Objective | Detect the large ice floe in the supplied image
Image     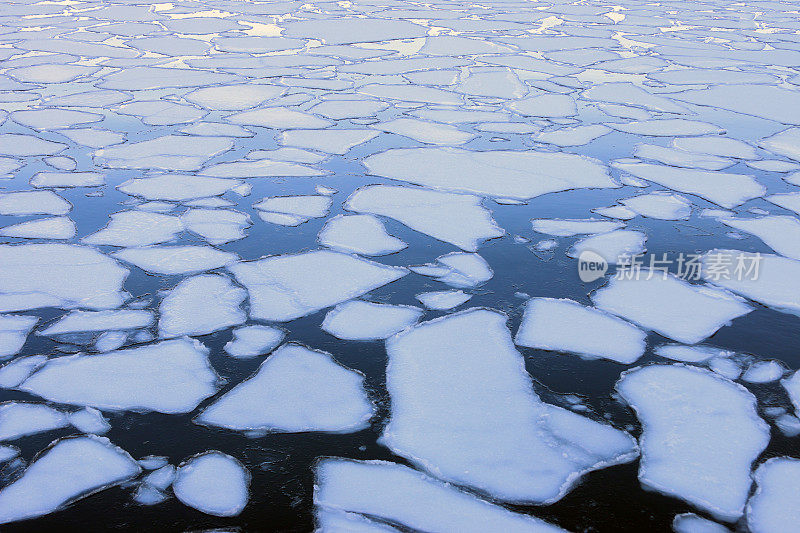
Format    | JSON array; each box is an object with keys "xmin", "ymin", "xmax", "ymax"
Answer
[
  {"xmin": 617, "ymin": 365, "xmax": 769, "ymax": 521},
  {"xmin": 380, "ymin": 309, "xmax": 637, "ymax": 504},
  {"xmin": 173, "ymin": 451, "xmax": 249, "ymax": 517}
]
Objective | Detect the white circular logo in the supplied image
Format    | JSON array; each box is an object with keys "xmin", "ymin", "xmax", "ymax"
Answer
[{"xmin": 577, "ymin": 250, "xmax": 608, "ymax": 283}]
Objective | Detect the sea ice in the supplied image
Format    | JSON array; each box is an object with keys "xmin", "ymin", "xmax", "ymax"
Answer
[
  {"xmin": 415, "ymin": 290, "xmax": 472, "ymax": 310},
  {"xmin": 318, "ymin": 215, "xmax": 407, "ymax": 256},
  {"xmin": 532, "ymin": 218, "xmax": 624, "ymax": 237},
  {"xmin": 0, "ymin": 402, "xmax": 67, "ymax": 441},
  {"xmin": 196, "ymin": 344, "xmax": 374, "ymax": 433},
  {"xmin": 223, "ymin": 325, "xmax": 285, "ymax": 358},
  {"xmin": 112, "ymin": 246, "xmax": 238, "ymax": 275},
  {"xmin": 118, "ymin": 175, "xmax": 245, "ymax": 201},
  {"xmin": 173, "ymin": 452, "xmax": 249, "ymax": 517},
  {"xmin": 40, "ymin": 310, "xmax": 153, "ymax": 335},
  {"xmin": 0, "ymin": 191, "xmax": 71, "ymax": 216},
  {"xmin": 617, "ymin": 364, "xmax": 769, "ymax": 521},
  {"xmin": 83, "ymin": 211, "xmax": 183, "ymax": 248},
  {"xmin": 322, "ymin": 301, "xmax": 422, "ymax": 340},
  {"xmin": 620, "ymin": 193, "xmax": 693, "ymax": 220},
  {"xmin": 0, "ymin": 315, "xmax": 37, "ymax": 358},
  {"xmin": 159, "ymin": 275, "xmax": 246, "ymax": 338},
  {"xmin": 568, "ymin": 230, "xmax": 647, "ymax": 265}
]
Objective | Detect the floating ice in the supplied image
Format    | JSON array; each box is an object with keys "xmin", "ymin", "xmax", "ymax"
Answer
[
  {"xmin": 654, "ymin": 344, "xmax": 731, "ymax": 363},
  {"xmin": 568, "ymin": 230, "xmax": 647, "ymax": 265},
  {"xmin": 415, "ymin": 290, "xmax": 472, "ymax": 310},
  {"xmin": 281, "ymin": 129, "xmax": 378, "ymax": 154},
  {"xmin": 418, "ymin": 252, "xmax": 493, "ymax": 288},
  {"xmin": 322, "ymin": 301, "xmax": 422, "ymax": 341},
  {"xmin": 609, "ymin": 119, "xmax": 724, "ymax": 137},
  {"xmin": 318, "ymin": 215, "xmax": 407, "ymax": 256},
  {"xmin": 224, "ymin": 325, "xmax": 284, "ymax": 359},
  {"xmin": 617, "ymin": 364, "xmax": 769, "ymax": 521},
  {"xmin": 229, "ymin": 250, "xmax": 406, "ymax": 321},
  {"xmin": 83, "ymin": 211, "xmax": 183, "ymax": 248},
  {"xmin": 159, "ymin": 275, "xmax": 246, "ymax": 338},
  {"xmin": 719, "ymin": 216, "xmax": 800, "ymax": 260},
  {"xmin": 0, "ymin": 134, "xmax": 66, "ymax": 156},
  {"xmin": 0, "ymin": 244, "xmax": 129, "ymax": 310},
  {"xmin": 0, "ymin": 402, "xmax": 67, "ymax": 441},
  {"xmin": 532, "ymin": 218, "xmax": 624, "ymax": 237},
  {"xmin": 0, "ymin": 314, "xmax": 36, "ymax": 358},
  {"xmin": 113, "ymin": 246, "xmax": 238, "ymax": 275},
  {"xmin": 227, "ymin": 107, "xmax": 332, "ymax": 129},
  {"xmin": 672, "ymin": 137, "xmax": 758, "ymax": 160},
  {"xmin": 747, "ymin": 457, "xmax": 800, "ymax": 533},
  {"xmin": 58, "ymin": 128, "xmax": 124, "ymax": 149},
  {"xmin": 12, "ymin": 109, "xmax": 103, "ymax": 130},
  {"xmin": 200, "ymin": 158, "xmax": 324, "ymax": 178},
  {"xmin": 515, "ymin": 298, "xmax": 646, "ymax": 364},
  {"xmin": 782, "ymin": 371, "xmax": 800, "ymax": 413},
  {"xmin": 592, "ymin": 272, "xmax": 751, "ymax": 344},
  {"xmin": 0, "ymin": 436, "xmax": 140, "ymax": 524},
  {"xmin": 197, "ymin": 344, "xmax": 374, "ymax": 433},
  {"xmin": 254, "ymin": 195, "xmax": 332, "ymax": 226},
  {"xmin": 315, "ymin": 459, "xmax": 566, "ymax": 533},
  {"xmin": 742, "ymin": 361, "xmax": 785, "ymax": 384},
  {"xmin": 173, "ymin": 452, "xmax": 249, "ymax": 517},
  {"xmin": 0, "ymin": 355, "xmax": 46, "ymax": 388},
  {"xmin": 20, "ymin": 338, "xmax": 218, "ymax": 414},
  {"xmin": 181, "ymin": 209, "xmax": 250, "ymax": 245},
  {"xmin": 95, "ymin": 331, "xmax": 127, "ymax": 353},
  {"xmin": 94, "ymin": 135, "xmax": 233, "ymax": 172},
  {"xmin": 508, "ymin": 94, "xmax": 577, "ymax": 118},
  {"xmin": 372, "ymin": 119, "xmax": 475, "ymax": 145},
  {"xmin": 634, "ymin": 144, "xmax": 734, "ymax": 171},
  {"xmin": 68, "ymin": 407, "xmax": 110, "ymax": 435},
  {"xmin": 674, "ymin": 85, "xmax": 800, "ymax": 125},
  {"xmin": 533, "ymin": 125, "xmax": 611, "ymax": 146},
  {"xmin": 620, "ymin": 193, "xmax": 693, "ymax": 220},
  {"xmin": 701, "ymin": 250, "xmax": 800, "ymax": 315},
  {"xmin": 118, "ymin": 175, "xmax": 245, "ymax": 202},
  {"xmin": 0, "ymin": 191, "xmax": 71, "ymax": 216},
  {"xmin": 381, "ymin": 309, "xmax": 637, "ymax": 504},
  {"xmin": 583, "ymin": 82, "xmax": 688, "ymax": 113},
  {"xmin": 31, "ymin": 172, "xmax": 105, "ymax": 188},
  {"xmin": 673, "ymin": 513, "xmax": 730, "ymax": 533},
  {"xmin": 363, "ymin": 147, "xmax": 616, "ymax": 200},
  {"xmin": 344, "ymin": 185, "xmax": 503, "ymax": 251},
  {"xmin": 760, "ymin": 128, "xmax": 800, "ymax": 163},
  {"xmin": 40, "ymin": 310, "xmax": 153, "ymax": 335},
  {"xmin": 613, "ymin": 162, "xmax": 765, "ymax": 209}
]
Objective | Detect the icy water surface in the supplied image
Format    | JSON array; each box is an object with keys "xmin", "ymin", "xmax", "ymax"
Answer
[{"xmin": 1, "ymin": 0, "xmax": 800, "ymax": 531}]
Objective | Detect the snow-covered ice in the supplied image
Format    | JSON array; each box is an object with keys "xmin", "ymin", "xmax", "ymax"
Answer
[
  {"xmin": 322, "ymin": 301, "xmax": 422, "ymax": 340},
  {"xmin": 747, "ymin": 458, "xmax": 800, "ymax": 533},
  {"xmin": 223, "ymin": 325, "xmax": 285, "ymax": 358},
  {"xmin": 158, "ymin": 274, "xmax": 246, "ymax": 338},
  {"xmin": 173, "ymin": 452, "xmax": 249, "ymax": 517}
]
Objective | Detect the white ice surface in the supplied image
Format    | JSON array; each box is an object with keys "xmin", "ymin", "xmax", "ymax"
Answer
[
  {"xmin": 747, "ymin": 457, "xmax": 800, "ymax": 533},
  {"xmin": 0, "ymin": 402, "xmax": 67, "ymax": 441},
  {"xmin": 223, "ymin": 325, "xmax": 285, "ymax": 358},
  {"xmin": 318, "ymin": 215, "xmax": 407, "ymax": 256},
  {"xmin": 113, "ymin": 246, "xmax": 238, "ymax": 275},
  {"xmin": 40, "ymin": 310, "xmax": 153, "ymax": 335},
  {"xmin": 173, "ymin": 452, "xmax": 249, "ymax": 517},
  {"xmin": 158, "ymin": 274, "xmax": 246, "ymax": 338},
  {"xmin": 0, "ymin": 315, "xmax": 37, "ymax": 358},
  {"xmin": 322, "ymin": 301, "xmax": 422, "ymax": 340}
]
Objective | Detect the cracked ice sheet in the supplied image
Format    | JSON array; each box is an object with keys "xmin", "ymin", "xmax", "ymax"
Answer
[
  {"xmin": 229, "ymin": 250, "xmax": 406, "ymax": 322},
  {"xmin": 515, "ymin": 298, "xmax": 646, "ymax": 364},
  {"xmin": 314, "ymin": 459, "xmax": 566, "ymax": 533},
  {"xmin": 345, "ymin": 185, "xmax": 503, "ymax": 252},
  {"xmin": 380, "ymin": 308, "xmax": 637, "ymax": 504},
  {"xmin": 0, "ymin": 436, "xmax": 140, "ymax": 525},
  {"xmin": 617, "ymin": 365, "xmax": 769, "ymax": 522},
  {"xmin": 20, "ymin": 338, "xmax": 218, "ymax": 414},
  {"xmin": 612, "ymin": 162, "xmax": 765, "ymax": 209},
  {"xmin": 196, "ymin": 344, "xmax": 374, "ymax": 433},
  {"xmin": 0, "ymin": 244, "xmax": 129, "ymax": 311},
  {"xmin": 364, "ymin": 147, "xmax": 616, "ymax": 200},
  {"xmin": 591, "ymin": 272, "xmax": 752, "ymax": 344}
]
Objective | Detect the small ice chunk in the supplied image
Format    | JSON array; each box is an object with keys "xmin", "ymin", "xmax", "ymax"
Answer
[
  {"xmin": 173, "ymin": 452, "xmax": 249, "ymax": 517},
  {"xmin": 0, "ymin": 402, "xmax": 67, "ymax": 441},
  {"xmin": 94, "ymin": 135, "xmax": 233, "ymax": 172},
  {"xmin": 196, "ymin": 344, "xmax": 374, "ymax": 433},
  {"xmin": 185, "ymin": 85, "xmax": 285, "ymax": 110},
  {"xmin": 143, "ymin": 465, "xmax": 175, "ymax": 491},
  {"xmin": 617, "ymin": 364, "xmax": 769, "ymax": 521},
  {"xmin": 775, "ymin": 415, "xmax": 800, "ymax": 437},
  {"xmin": 742, "ymin": 361, "xmax": 785, "ymax": 384},
  {"xmin": 766, "ymin": 193, "xmax": 800, "ymax": 216},
  {"xmin": 747, "ymin": 457, "xmax": 800, "ymax": 533},
  {"xmin": 0, "ymin": 436, "xmax": 140, "ymax": 524},
  {"xmin": 0, "ymin": 446, "xmax": 18, "ymax": 463},
  {"xmin": 159, "ymin": 275, "xmax": 246, "ymax": 338},
  {"xmin": 782, "ymin": 371, "xmax": 800, "ymax": 413},
  {"xmin": 654, "ymin": 345, "xmax": 731, "ymax": 363},
  {"xmin": 0, "ymin": 217, "xmax": 76, "ymax": 240},
  {"xmin": 20, "ymin": 338, "xmax": 218, "ymax": 414},
  {"xmin": 83, "ymin": 211, "xmax": 183, "ymax": 247},
  {"xmin": 673, "ymin": 513, "xmax": 730, "ymax": 533},
  {"xmin": 229, "ymin": 250, "xmax": 406, "ymax": 322},
  {"xmin": 68, "ymin": 407, "xmax": 110, "ymax": 435},
  {"xmin": 609, "ymin": 119, "xmax": 724, "ymax": 137},
  {"xmin": 345, "ymin": 185, "xmax": 503, "ymax": 252},
  {"xmin": 719, "ymin": 216, "xmax": 800, "ymax": 260},
  {"xmin": 635, "ymin": 144, "xmax": 734, "ymax": 171},
  {"xmin": 568, "ymin": 230, "xmax": 647, "ymax": 265},
  {"xmin": 227, "ymin": 107, "xmax": 332, "ymax": 129},
  {"xmin": 709, "ymin": 357, "xmax": 743, "ymax": 380},
  {"xmin": 322, "ymin": 301, "xmax": 423, "ymax": 341},
  {"xmin": 0, "ymin": 244, "xmax": 129, "ymax": 310},
  {"xmin": 224, "ymin": 325, "xmax": 285, "ymax": 358},
  {"xmin": 113, "ymin": 246, "xmax": 238, "ymax": 275},
  {"xmin": 381, "ymin": 309, "xmax": 637, "ymax": 503},
  {"xmin": 515, "ymin": 298, "xmax": 646, "ymax": 364},
  {"xmin": 134, "ymin": 484, "xmax": 167, "ymax": 506},
  {"xmin": 620, "ymin": 193, "xmax": 692, "ymax": 220},
  {"xmin": 760, "ymin": 128, "xmax": 800, "ymax": 163},
  {"xmin": 0, "ymin": 191, "xmax": 71, "ymax": 216},
  {"xmin": 0, "ymin": 315, "xmax": 37, "ymax": 358},
  {"xmin": 315, "ymin": 459, "xmax": 567, "ymax": 533},
  {"xmin": 253, "ymin": 195, "xmax": 332, "ymax": 226},
  {"xmin": 95, "ymin": 331, "xmax": 127, "ymax": 353},
  {"xmin": 592, "ymin": 272, "xmax": 751, "ymax": 344},
  {"xmin": 416, "ymin": 252, "xmax": 493, "ymax": 288},
  {"xmin": 533, "ymin": 125, "xmax": 611, "ymax": 147},
  {"xmin": 318, "ymin": 215, "xmax": 407, "ymax": 256},
  {"xmin": 592, "ymin": 205, "xmax": 638, "ymax": 220},
  {"xmin": 415, "ymin": 290, "xmax": 472, "ymax": 310},
  {"xmin": 139, "ymin": 456, "xmax": 169, "ymax": 470},
  {"xmin": 508, "ymin": 94, "xmax": 577, "ymax": 118},
  {"xmin": 532, "ymin": 219, "xmax": 625, "ymax": 237},
  {"xmin": 40, "ymin": 310, "xmax": 153, "ymax": 335}
]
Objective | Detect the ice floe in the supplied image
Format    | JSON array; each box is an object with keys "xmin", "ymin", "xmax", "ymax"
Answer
[
  {"xmin": 223, "ymin": 325, "xmax": 285, "ymax": 359},
  {"xmin": 322, "ymin": 301, "xmax": 422, "ymax": 341},
  {"xmin": 159, "ymin": 275, "xmax": 246, "ymax": 338},
  {"xmin": 617, "ymin": 364, "xmax": 769, "ymax": 521},
  {"xmin": 318, "ymin": 215, "xmax": 407, "ymax": 256},
  {"xmin": 196, "ymin": 344, "xmax": 374, "ymax": 433},
  {"xmin": 173, "ymin": 452, "xmax": 249, "ymax": 517},
  {"xmin": 0, "ymin": 402, "xmax": 67, "ymax": 441},
  {"xmin": 0, "ymin": 191, "xmax": 71, "ymax": 216},
  {"xmin": 746, "ymin": 458, "xmax": 800, "ymax": 533},
  {"xmin": 40, "ymin": 310, "xmax": 153, "ymax": 336},
  {"xmin": 112, "ymin": 246, "xmax": 238, "ymax": 275},
  {"xmin": 415, "ymin": 290, "xmax": 472, "ymax": 310}
]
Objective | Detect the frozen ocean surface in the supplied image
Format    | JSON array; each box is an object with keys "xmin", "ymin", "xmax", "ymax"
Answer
[{"xmin": 0, "ymin": 0, "xmax": 799, "ymax": 531}]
